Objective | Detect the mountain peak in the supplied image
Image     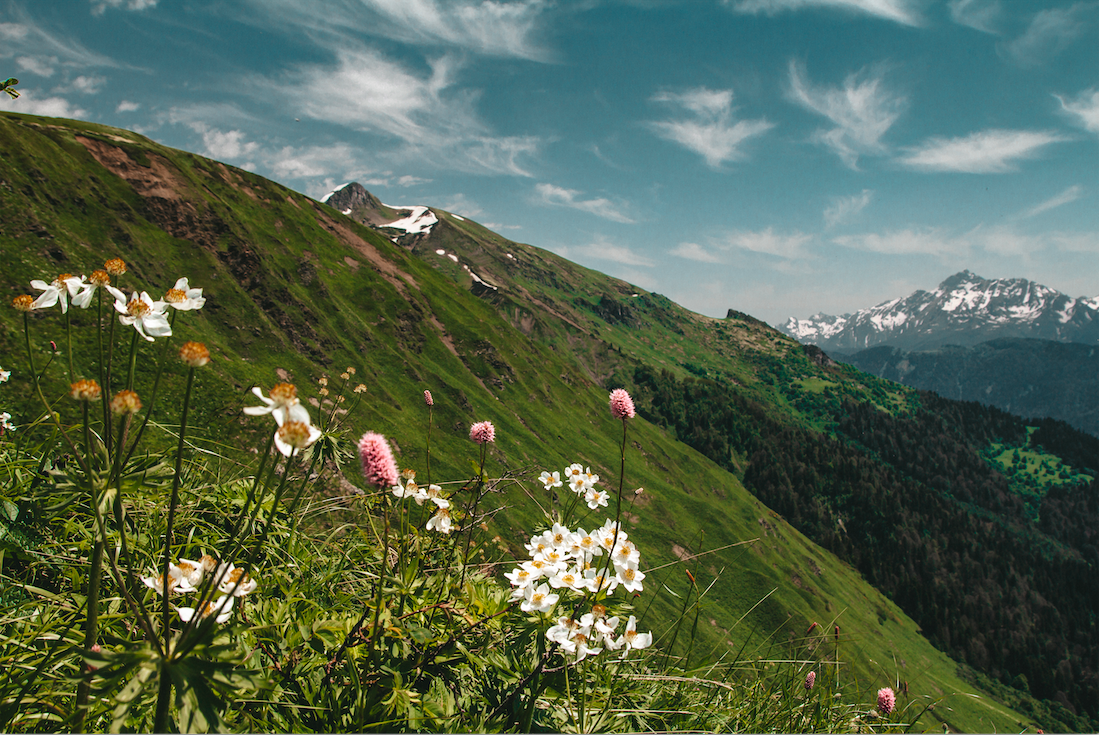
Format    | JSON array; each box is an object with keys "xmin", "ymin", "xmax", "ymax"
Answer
[{"xmin": 780, "ymin": 273, "xmax": 1099, "ymax": 352}]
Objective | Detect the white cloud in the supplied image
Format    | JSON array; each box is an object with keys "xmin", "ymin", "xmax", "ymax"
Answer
[
  {"xmin": 560, "ymin": 235, "xmax": 655, "ymax": 269},
  {"xmin": 720, "ymin": 228, "xmax": 814, "ymax": 259},
  {"xmin": 649, "ymin": 87, "xmax": 773, "ymax": 168},
  {"xmin": 0, "ymin": 90, "xmax": 87, "ymax": 119},
  {"xmin": 948, "ymin": 0, "xmax": 1001, "ymax": 34},
  {"xmin": 671, "ymin": 242, "xmax": 723, "ymax": 263},
  {"xmin": 61, "ymin": 75, "xmax": 107, "ymax": 94},
  {"xmin": 787, "ymin": 61, "xmax": 905, "ymax": 169},
  {"xmin": 534, "ymin": 183, "xmax": 634, "ymax": 223},
  {"xmin": 1017, "ymin": 185, "xmax": 1084, "ymax": 220},
  {"xmin": 116, "ymin": 100, "xmax": 140, "ymax": 113},
  {"xmin": 269, "ymin": 143, "xmax": 372, "ymax": 182},
  {"xmin": 15, "ymin": 55, "xmax": 58, "ymax": 77},
  {"xmin": 240, "ymin": 0, "xmax": 550, "ymax": 60},
  {"xmin": 898, "ymin": 129, "xmax": 1066, "ymax": 173},
  {"xmin": 824, "ymin": 189, "xmax": 873, "ymax": 228},
  {"xmin": 728, "ymin": 0, "xmax": 922, "ymax": 26},
  {"xmin": 834, "ymin": 225, "xmax": 1099, "ymax": 260},
  {"xmin": 1055, "ymin": 88, "xmax": 1099, "ymax": 136},
  {"xmin": 199, "ymin": 128, "xmax": 259, "ymax": 161},
  {"xmin": 254, "ymin": 46, "xmax": 540, "ymax": 176},
  {"xmin": 91, "ymin": 0, "xmax": 158, "ymax": 15},
  {"xmin": 1003, "ymin": 3, "xmax": 1091, "ymax": 66},
  {"xmin": 0, "ymin": 13, "xmax": 119, "ymax": 70},
  {"xmin": 833, "ymin": 228, "xmax": 963, "ymax": 257}
]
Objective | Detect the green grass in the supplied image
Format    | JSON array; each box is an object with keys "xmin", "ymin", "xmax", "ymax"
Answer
[{"xmin": 0, "ymin": 111, "xmax": 1045, "ymax": 732}]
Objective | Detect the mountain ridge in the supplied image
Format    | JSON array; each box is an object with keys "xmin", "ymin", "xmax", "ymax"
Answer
[{"xmin": 780, "ymin": 270, "xmax": 1099, "ymax": 352}]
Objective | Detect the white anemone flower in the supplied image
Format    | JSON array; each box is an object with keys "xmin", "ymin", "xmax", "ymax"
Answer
[
  {"xmin": 163, "ymin": 277, "xmax": 206, "ymax": 311},
  {"xmin": 174, "ymin": 558, "xmax": 205, "ymax": 588},
  {"xmin": 114, "ymin": 291, "xmax": 172, "ymax": 342},
  {"xmin": 538, "ymin": 470, "xmax": 562, "ymax": 490},
  {"xmin": 426, "ymin": 507, "xmax": 453, "ymax": 534},
  {"xmin": 614, "ymin": 615, "xmax": 653, "ymax": 654},
  {"xmin": 243, "ymin": 384, "xmax": 308, "ymax": 426},
  {"xmin": 31, "ymin": 274, "xmax": 87, "ymax": 313},
  {"xmin": 615, "ymin": 560, "xmax": 646, "ymax": 593},
  {"xmin": 177, "ymin": 595, "xmax": 234, "ymax": 625},
  {"xmin": 584, "ymin": 488, "xmax": 609, "ymax": 510},
  {"xmin": 215, "ymin": 563, "xmax": 258, "ymax": 597},
  {"xmin": 273, "ymin": 417, "xmax": 322, "ymax": 457},
  {"xmin": 521, "ymin": 582, "xmax": 559, "ymax": 614},
  {"xmin": 504, "ymin": 567, "xmax": 535, "ymax": 589},
  {"xmin": 140, "ymin": 564, "xmax": 196, "ymax": 596},
  {"xmin": 548, "ymin": 567, "xmax": 583, "ymax": 591}
]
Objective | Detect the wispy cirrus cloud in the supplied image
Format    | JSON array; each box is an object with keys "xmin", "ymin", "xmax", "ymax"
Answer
[
  {"xmin": 824, "ymin": 189, "xmax": 873, "ymax": 228},
  {"xmin": 1016, "ymin": 185, "xmax": 1084, "ymax": 220},
  {"xmin": 898, "ymin": 129, "xmax": 1066, "ymax": 173},
  {"xmin": 834, "ymin": 225, "xmax": 1099, "ymax": 259},
  {"xmin": 727, "ymin": 0, "xmax": 922, "ymax": 26},
  {"xmin": 787, "ymin": 61, "xmax": 906, "ymax": 169},
  {"xmin": 239, "ymin": 0, "xmax": 551, "ymax": 60},
  {"xmin": 533, "ymin": 183, "xmax": 634, "ymax": 223},
  {"xmin": 1003, "ymin": 3, "xmax": 1091, "ymax": 67},
  {"xmin": 1055, "ymin": 88, "xmax": 1099, "ymax": 136},
  {"xmin": 91, "ymin": 0, "xmax": 157, "ymax": 15},
  {"xmin": 648, "ymin": 87, "xmax": 773, "ymax": 168},
  {"xmin": 948, "ymin": 0, "xmax": 1001, "ymax": 34},
  {"xmin": 720, "ymin": 228, "xmax": 814, "ymax": 259},
  {"xmin": 671, "ymin": 242, "xmax": 723, "ymax": 263},
  {"xmin": 250, "ymin": 46, "xmax": 540, "ymax": 176}
]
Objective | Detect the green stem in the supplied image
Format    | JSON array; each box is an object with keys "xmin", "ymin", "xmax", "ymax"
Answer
[
  {"xmin": 73, "ymin": 538, "xmax": 104, "ymax": 732},
  {"xmin": 369, "ymin": 493, "xmax": 391, "ymax": 670},
  {"xmin": 153, "ymin": 663, "xmax": 172, "ymax": 733},
  {"xmin": 162, "ymin": 367, "xmax": 195, "ymax": 649},
  {"xmin": 125, "ymin": 329, "xmax": 139, "ymax": 391},
  {"xmin": 116, "ymin": 311, "xmax": 176, "ymax": 480},
  {"xmin": 65, "ymin": 307, "xmax": 75, "ymax": 383}
]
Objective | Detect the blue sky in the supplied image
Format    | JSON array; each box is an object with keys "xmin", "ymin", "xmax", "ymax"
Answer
[{"xmin": 2, "ymin": 0, "xmax": 1096, "ymax": 326}]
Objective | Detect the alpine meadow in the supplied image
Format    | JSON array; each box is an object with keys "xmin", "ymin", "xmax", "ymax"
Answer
[{"xmin": 0, "ymin": 111, "xmax": 1096, "ymax": 733}]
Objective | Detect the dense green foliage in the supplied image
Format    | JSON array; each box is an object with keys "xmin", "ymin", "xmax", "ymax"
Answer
[{"xmin": 629, "ymin": 365, "xmax": 1098, "ymax": 731}]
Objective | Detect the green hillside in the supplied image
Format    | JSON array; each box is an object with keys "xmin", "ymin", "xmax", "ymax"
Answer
[{"xmin": 0, "ymin": 111, "xmax": 1088, "ymax": 731}]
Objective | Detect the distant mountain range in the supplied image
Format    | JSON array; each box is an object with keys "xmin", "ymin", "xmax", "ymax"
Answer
[
  {"xmin": 780, "ymin": 270, "xmax": 1099, "ymax": 352},
  {"xmin": 840, "ymin": 339, "xmax": 1099, "ymax": 437}
]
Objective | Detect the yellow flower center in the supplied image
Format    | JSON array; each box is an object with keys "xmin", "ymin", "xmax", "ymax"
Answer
[
  {"xmin": 12, "ymin": 295, "xmax": 35, "ymax": 312},
  {"xmin": 179, "ymin": 341, "xmax": 210, "ymax": 368},
  {"xmin": 164, "ymin": 288, "xmax": 186, "ymax": 303},
  {"xmin": 104, "ymin": 258, "xmax": 127, "ymax": 276},
  {"xmin": 127, "ymin": 297, "xmax": 151, "ymax": 317},
  {"xmin": 278, "ymin": 421, "xmax": 312, "ymax": 449},
  {"xmin": 89, "ymin": 270, "xmax": 110, "ymax": 287},
  {"xmin": 269, "ymin": 383, "xmax": 298, "ymax": 405}
]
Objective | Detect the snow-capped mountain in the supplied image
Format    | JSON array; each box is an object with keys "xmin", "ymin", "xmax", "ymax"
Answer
[
  {"xmin": 321, "ymin": 182, "xmax": 438, "ymax": 236},
  {"xmin": 780, "ymin": 271, "xmax": 1099, "ymax": 352}
]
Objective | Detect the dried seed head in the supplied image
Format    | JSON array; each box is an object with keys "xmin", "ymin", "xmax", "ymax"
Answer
[
  {"xmin": 179, "ymin": 341, "xmax": 210, "ymax": 368},
  {"xmin": 11, "ymin": 295, "xmax": 35, "ymax": 312},
  {"xmin": 89, "ymin": 270, "xmax": 110, "ymax": 287},
  {"xmin": 70, "ymin": 379, "xmax": 102, "ymax": 402},
  {"xmin": 110, "ymin": 389, "xmax": 142, "ymax": 414},
  {"xmin": 104, "ymin": 258, "xmax": 127, "ymax": 276}
]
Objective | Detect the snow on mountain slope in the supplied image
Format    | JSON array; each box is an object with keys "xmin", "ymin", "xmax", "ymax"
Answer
[{"xmin": 780, "ymin": 271, "xmax": 1099, "ymax": 352}]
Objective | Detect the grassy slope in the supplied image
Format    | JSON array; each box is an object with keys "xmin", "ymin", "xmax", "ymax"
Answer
[{"xmin": 0, "ymin": 112, "xmax": 1034, "ymax": 732}]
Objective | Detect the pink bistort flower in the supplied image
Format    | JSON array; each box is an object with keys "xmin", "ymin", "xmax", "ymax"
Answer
[
  {"xmin": 424, "ymin": 389, "xmax": 433, "ymax": 407},
  {"xmin": 805, "ymin": 671, "xmax": 816, "ymax": 690},
  {"xmin": 877, "ymin": 687, "xmax": 896, "ymax": 715},
  {"xmin": 469, "ymin": 420, "xmax": 495, "ymax": 444},
  {"xmin": 358, "ymin": 432, "xmax": 399, "ymax": 489},
  {"xmin": 608, "ymin": 389, "xmax": 636, "ymax": 420}
]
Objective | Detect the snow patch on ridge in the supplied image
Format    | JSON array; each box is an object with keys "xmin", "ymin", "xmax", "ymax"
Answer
[
  {"xmin": 383, "ymin": 205, "xmax": 438, "ymax": 235},
  {"xmin": 321, "ymin": 183, "xmax": 352, "ymax": 204}
]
